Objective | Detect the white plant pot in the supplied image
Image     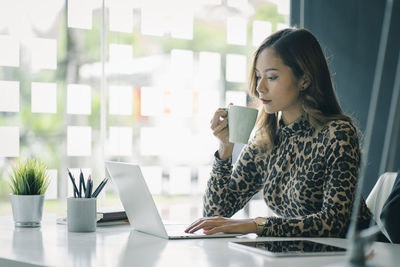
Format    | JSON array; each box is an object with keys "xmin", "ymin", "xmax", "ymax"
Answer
[{"xmin": 10, "ymin": 194, "xmax": 45, "ymax": 227}]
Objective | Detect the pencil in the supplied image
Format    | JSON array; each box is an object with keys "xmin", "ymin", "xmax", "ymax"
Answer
[
  {"xmin": 85, "ymin": 175, "xmax": 92, "ymax": 198},
  {"xmin": 92, "ymin": 178, "xmax": 108, "ymax": 198},
  {"xmin": 78, "ymin": 175, "xmax": 82, "ymax": 198},
  {"xmin": 92, "ymin": 177, "xmax": 107, "ymax": 197},
  {"xmin": 67, "ymin": 169, "xmax": 79, "ymax": 198},
  {"xmin": 89, "ymin": 177, "xmax": 93, "ymax": 198},
  {"xmin": 80, "ymin": 169, "xmax": 86, "ymax": 193}
]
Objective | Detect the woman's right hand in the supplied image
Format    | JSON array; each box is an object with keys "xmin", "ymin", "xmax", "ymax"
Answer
[{"xmin": 211, "ymin": 107, "xmax": 234, "ymax": 160}]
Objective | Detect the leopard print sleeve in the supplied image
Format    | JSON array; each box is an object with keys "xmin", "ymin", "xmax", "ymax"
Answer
[
  {"xmin": 203, "ymin": 140, "xmax": 266, "ymax": 217},
  {"xmin": 260, "ymin": 120, "xmax": 362, "ymax": 237}
]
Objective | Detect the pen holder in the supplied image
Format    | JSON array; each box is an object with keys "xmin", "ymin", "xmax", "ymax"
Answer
[{"xmin": 67, "ymin": 197, "xmax": 96, "ymax": 232}]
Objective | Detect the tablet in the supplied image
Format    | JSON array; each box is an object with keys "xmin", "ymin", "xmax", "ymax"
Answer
[{"xmin": 229, "ymin": 240, "xmax": 347, "ymax": 257}]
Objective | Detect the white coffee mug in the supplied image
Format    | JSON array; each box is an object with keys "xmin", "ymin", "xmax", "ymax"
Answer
[{"xmin": 228, "ymin": 105, "xmax": 258, "ymax": 144}]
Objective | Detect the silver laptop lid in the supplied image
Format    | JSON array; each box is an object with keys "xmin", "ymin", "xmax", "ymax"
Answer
[{"xmin": 105, "ymin": 161, "xmax": 168, "ymax": 239}]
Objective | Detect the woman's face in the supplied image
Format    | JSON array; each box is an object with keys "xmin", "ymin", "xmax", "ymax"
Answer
[{"xmin": 255, "ymin": 48, "xmax": 304, "ymax": 124}]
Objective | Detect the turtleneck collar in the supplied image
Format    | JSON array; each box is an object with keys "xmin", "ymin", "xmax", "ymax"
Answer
[{"xmin": 278, "ymin": 114, "xmax": 313, "ymax": 138}]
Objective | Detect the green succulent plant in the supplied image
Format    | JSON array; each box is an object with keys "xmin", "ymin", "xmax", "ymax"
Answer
[{"xmin": 9, "ymin": 158, "xmax": 50, "ymax": 195}]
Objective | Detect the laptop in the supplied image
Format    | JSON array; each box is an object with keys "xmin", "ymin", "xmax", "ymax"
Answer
[{"xmin": 105, "ymin": 161, "xmax": 239, "ymax": 240}]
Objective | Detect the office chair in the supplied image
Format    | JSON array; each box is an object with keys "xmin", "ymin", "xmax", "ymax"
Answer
[{"xmin": 365, "ymin": 172, "xmax": 398, "ymax": 242}]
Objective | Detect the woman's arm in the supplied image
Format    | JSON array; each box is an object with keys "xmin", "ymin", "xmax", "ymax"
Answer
[{"xmin": 203, "ymin": 141, "xmax": 266, "ymax": 218}]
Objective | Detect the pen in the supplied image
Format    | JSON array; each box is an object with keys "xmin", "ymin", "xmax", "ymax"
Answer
[
  {"xmin": 67, "ymin": 169, "xmax": 79, "ymax": 198},
  {"xmin": 92, "ymin": 178, "xmax": 109, "ymax": 198}
]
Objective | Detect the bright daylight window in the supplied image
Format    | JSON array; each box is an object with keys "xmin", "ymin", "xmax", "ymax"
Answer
[{"xmin": 0, "ymin": 0, "xmax": 290, "ymax": 223}]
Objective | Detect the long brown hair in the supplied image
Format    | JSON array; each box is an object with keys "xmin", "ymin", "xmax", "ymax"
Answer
[{"xmin": 249, "ymin": 28, "xmax": 351, "ymax": 150}]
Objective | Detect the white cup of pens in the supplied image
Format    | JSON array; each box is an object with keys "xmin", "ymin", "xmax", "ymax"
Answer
[{"xmin": 67, "ymin": 169, "xmax": 108, "ymax": 232}]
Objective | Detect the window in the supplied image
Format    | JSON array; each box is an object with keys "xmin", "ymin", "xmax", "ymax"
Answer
[{"xmin": 0, "ymin": 0, "xmax": 290, "ymax": 221}]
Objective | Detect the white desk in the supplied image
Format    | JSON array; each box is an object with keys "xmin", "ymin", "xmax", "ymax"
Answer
[{"xmin": 1, "ymin": 215, "xmax": 399, "ymax": 267}]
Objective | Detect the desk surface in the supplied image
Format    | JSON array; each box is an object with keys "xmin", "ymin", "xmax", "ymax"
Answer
[{"xmin": 1, "ymin": 215, "xmax": 399, "ymax": 267}]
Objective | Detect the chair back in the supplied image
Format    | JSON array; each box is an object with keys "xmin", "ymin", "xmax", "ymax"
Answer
[{"xmin": 366, "ymin": 172, "xmax": 397, "ymax": 242}]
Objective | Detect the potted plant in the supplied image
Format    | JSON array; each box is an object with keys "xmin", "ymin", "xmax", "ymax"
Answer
[{"xmin": 9, "ymin": 158, "xmax": 50, "ymax": 227}]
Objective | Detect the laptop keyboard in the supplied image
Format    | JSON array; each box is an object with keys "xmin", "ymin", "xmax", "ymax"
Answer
[{"xmin": 165, "ymin": 224, "xmax": 205, "ymax": 236}]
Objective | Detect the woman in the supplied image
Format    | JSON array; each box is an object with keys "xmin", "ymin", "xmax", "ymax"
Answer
[{"xmin": 185, "ymin": 28, "xmax": 372, "ymax": 237}]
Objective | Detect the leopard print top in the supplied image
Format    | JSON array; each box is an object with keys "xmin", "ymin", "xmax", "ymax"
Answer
[{"xmin": 203, "ymin": 115, "xmax": 372, "ymax": 237}]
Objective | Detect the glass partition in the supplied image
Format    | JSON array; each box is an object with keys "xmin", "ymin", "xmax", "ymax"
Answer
[{"xmin": 0, "ymin": 0, "xmax": 290, "ymax": 222}]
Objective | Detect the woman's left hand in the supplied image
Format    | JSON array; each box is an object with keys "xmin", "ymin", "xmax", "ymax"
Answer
[{"xmin": 184, "ymin": 216, "xmax": 257, "ymax": 235}]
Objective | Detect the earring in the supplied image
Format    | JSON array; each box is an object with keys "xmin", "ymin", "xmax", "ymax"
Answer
[{"xmin": 301, "ymin": 99, "xmax": 306, "ymax": 112}]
